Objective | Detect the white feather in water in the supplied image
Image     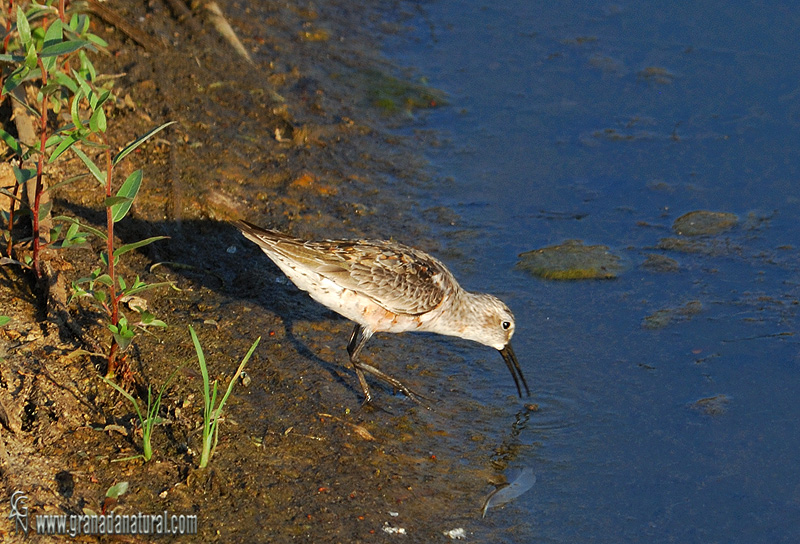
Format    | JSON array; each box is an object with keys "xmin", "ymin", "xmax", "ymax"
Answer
[{"xmin": 481, "ymin": 467, "xmax": 536, "ymax": 518}]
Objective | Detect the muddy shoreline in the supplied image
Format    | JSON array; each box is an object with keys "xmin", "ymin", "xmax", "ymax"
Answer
[{"xmin": 0, "ymin": 2, "xmax": 530, "ymax": 542}]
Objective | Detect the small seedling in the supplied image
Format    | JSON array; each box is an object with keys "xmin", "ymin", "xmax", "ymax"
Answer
[
  {"xmin": 189, "ymin": 325, "xmax": 260, "ymax": 468},
  {"xmin": 105, "ymin": 481, "xmax": 129, "ymax": 500},
  {"xmin": 102, "ymin": 365, "xmax": 182, "ymax": 461},
  {"xmin": 101, "ymin": 480, "xmax": 129, "ymax": 514}
]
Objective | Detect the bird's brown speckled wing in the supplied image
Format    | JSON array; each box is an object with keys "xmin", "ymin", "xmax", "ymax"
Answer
[
  {"xmin": 234, "ymin": 220, "xmax": 455, "ymax": 315},
  {"xmin": 308, "ymin": 239, "xmax": 456, "ymax": 315}
]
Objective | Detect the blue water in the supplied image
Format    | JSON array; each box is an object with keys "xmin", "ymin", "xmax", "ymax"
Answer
[{"xmin": 387, "ymin": 2, "xmax": 800, "ymax": 542}]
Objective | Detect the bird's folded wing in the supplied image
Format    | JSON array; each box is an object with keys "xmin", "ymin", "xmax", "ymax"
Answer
[{"xmin": 311, "ymin": 242, "xmax": 452, "ymax": 316}]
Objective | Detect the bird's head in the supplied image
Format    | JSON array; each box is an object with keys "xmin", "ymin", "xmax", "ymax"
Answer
[{"xmin": 463, "ymin": 294, "xmax": 529, "ymax": 398}]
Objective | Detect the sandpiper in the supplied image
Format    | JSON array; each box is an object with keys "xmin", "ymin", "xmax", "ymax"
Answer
[{"xmin": 234, "ymin": 220, "xmax": 529, "ymax": 403}]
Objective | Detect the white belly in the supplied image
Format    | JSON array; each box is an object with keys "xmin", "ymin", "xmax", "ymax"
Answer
[{"xmin": 267, "ymin": 251, "xmax": 422, "ymax": 333}]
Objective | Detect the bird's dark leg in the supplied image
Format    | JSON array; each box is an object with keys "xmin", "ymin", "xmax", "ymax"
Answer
[
  {"xmin": 347, "ymin": 324, "xmax": 429, "ymax": 405},
  {"xmin": 355, "ymin": 361, "xmax": 430, "ymax": 405},
  {"xmin": 347, "ymin": 324, "xmax": 374, "ymax": 403}
]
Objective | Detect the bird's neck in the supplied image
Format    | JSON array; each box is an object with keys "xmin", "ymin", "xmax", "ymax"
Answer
[{"xmin": 426, "ymin": 290, "xmax": 486, "ymax": 344}]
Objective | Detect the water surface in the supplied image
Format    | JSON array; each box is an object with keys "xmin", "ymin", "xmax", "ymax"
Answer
[{"xmin": 386, "ymin": 2, "xmax": 800, "ymax": 541}]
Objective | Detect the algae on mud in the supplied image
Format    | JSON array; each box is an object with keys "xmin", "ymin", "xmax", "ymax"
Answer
[
  {"xmin": 358, "ymin": 68, "xmax": 447, "ymax": 114},
  {"xmin": 642, "ymin": 300, "xmax": 703, "ymax": 329}
]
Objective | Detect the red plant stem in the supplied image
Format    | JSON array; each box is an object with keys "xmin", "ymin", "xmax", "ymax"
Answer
[
  {"xmin": 3, "ymin": 1, "xmax": 13, "ymax": 51},
  {"xmin": 5, "ymin": 168, "xmax": 20, "ymax": 257},
  {"xmin": 31, "ymin": 59, "xmax": 49, "ymax": 278},
  {"xmin": 1, "ymin": 3, "xmax": 12, "ymax": 255},
  {"xmin": 102, "ymin": 134, "xmax": 119, "ymax": 373}
]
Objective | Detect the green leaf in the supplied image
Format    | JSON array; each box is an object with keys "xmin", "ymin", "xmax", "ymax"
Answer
[
  {"xmin": 111, "ymin": 170, "xmax": 142, "ymax": 222},
  {"xmin": 71, "ymin": 146, "xmax": 106, "ymax": 185},
  {"xmin": 50, "ymin": 93, "xmax": 63, "ymax": 114},
  {"xmin": 72, "ymin": 68, "xmax": 92, "ymax": 98},
  {"xmin": 111, "ymin": 318, "xmax": 136, "ymax": 351},
  {"xmin": 2, "ymin": 64, "xmax": 29, "ymax": 96},
  {"xmin": 61, "ymin": 221, "xmax": 80, "ymax": 247},
  {"xmin": 68, "ymin": 13, "xmax": 81, "ymax": 33},
  {"xmin": 48, "ymin": 134, "xmax": 79, "ymax": 164},
  {"xmin": 52, "ymin": 69, "xmax": 79, "ymax": 94},
  {"xmin": 12, "ymin": 166, "xmax": 37, "ymax": 186},
  {"xmin": 41, "ymin": 39, "xmax": 89, "ymax": 59},
  {"xmin": 89, "ymin": 106, "xmax": 106, "ymax": 133},
  {"xmin": 45, "ymin": 133, "xmax": 63, "ymax": 149},
  {"xmin": 16, "ymin": 7, "xmax": 31, "ymax": 47},
  {"xmin": 43, "ymin": 18, "xmax": 63, "ymax": 48},
  {"xmin": 0, "ymin": 316, "xmax": 10, "ymax": 327},
  {"xmin": 94, "ymin": 273, "xmax": 113, "ymax": 286},
  {"xmin": 122, "ymin": 280, "xmax": 174, "ymax": 298},
  {"xmin": 86, "ymin": 33, "xmax": 108, "ymax": 48},
  {"xmin": 78, "ymin": 50, "xmax": 97, "ymax": 81},
  {"xmin": 104, "ymin": 196, "xmax": 131, "ymax": 207},
  {"xmin": 47, "ymin": 173, "xmax": 90, "ymax": 193},
  {"xmin": 138, "ymin": 310, "xmax": 167, "ymax": 328},
  {"xmin": 53, "ymin": 215, "xmax": 107, "ymax": 241},
  {"xmin": 113, "ymin": 122, "xmax": 176, "ymax": 166},
  {"xmin": 70, "ymin": 88, "xmax": 85, "ymax": 131},
  {"xmin": 38, "ymin": 200, "xmax": 53, "ymax": 222},
  {"xmin": 105, "ymin": 481, "xmax": 129, "ymax": 499},
  {"xmin": 102, "ymin": 376, "xmax": 145, "ymax": 420},
  {"xmin": 12, "ymin": 166, "xmax": 36, "ymax": 185},
  {"xmin": 0, "ymin": 128, "xmax": 23, "ymax": 157},
  {"xmin": 23, "ymin": 42, "xmax": 37, "ymax": 70},
  {"xmin": 49, "ymin": 224, "xmax": 63, "ymax": 240},
  {"xmin": 40, "ymin": 81, "xmax": 65, "ymax": 97},
  {"xmin": 90, "ymin": 89, "xmax": 112, "ymax": 111},
  {"xmin": 113, "ymin": 236, "xmax": 168, "ymax": 258},
  {"xmin": 41, "ymin": 19, "xmax": 63, "ymax": 73},
  {"xmin": 190, "ymin": 326, "xmax": 210, "ymax": 404}
]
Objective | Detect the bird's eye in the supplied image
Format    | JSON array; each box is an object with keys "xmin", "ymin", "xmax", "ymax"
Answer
[{"xmin": 502, "ymin": 321, "xmax": 511, "ymax": 330}]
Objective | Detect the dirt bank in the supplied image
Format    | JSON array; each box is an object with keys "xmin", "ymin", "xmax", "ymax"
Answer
[{"xmin": 0, "ymin": 2, "xmax": 530, "ymax": 542}]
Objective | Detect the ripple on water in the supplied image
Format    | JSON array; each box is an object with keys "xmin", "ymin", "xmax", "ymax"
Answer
[{"xmin": 527, "ymin": 392, "xmax": 584, "ymax": 432}]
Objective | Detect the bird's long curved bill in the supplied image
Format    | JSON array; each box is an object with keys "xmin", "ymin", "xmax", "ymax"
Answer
[{"xmin": 499, "ymin": 344, "xmax": 530, "ymax": 398}]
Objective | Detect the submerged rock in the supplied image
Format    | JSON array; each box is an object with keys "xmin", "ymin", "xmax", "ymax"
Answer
[
  {"xmin": 642, "ymin": 300, "xmax": 703, "ymax": 329},
  {"xmin": 642, "ymin": 253, "xmax": 679, "ymax": 272},
  {"xmin": 690, "ymin": 394, "xmax": 731, "ymax": 416},
  {"xmin": 673, "ymin": 210, "xmax": 737, "ymax": 236},
  {"xmin": 516, "ymin": 240, "xmax": 623, "ymax": 280}
]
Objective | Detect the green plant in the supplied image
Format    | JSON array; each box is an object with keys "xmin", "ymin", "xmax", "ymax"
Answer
[
  {"xmin": 189, "ymin": 325, "xmax": 260, "ymax": 468},
  {"xmin": 0, "ymin": 4, "xmax": 106, "ymax": 274},
  {"xmin": 102, "ymin": 364, "xmax": 182, "ymax": 462},
  {"xmin": 0, "ymin": 5, "xmax": 173, "ymax": 377},
  {"xmin": 65, "ymin": 118, "xmax": 175, "ymax": 376}
]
